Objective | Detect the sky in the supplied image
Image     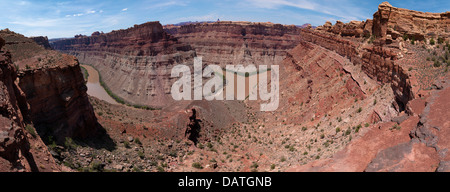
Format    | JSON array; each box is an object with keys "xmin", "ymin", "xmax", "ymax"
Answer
[{"xmin": 0, "ymin": 0, "xmax": 449, "ymax": 39}]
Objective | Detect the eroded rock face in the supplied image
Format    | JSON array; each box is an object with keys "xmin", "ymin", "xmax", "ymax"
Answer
[
  {"xmin": 165, "ymin": 21, "xmax": 303, "ymax": 66},
  {"xmin": 1, "ymin": 30, "xmax": 100, "ymax": 145},
  {"xmin": 316, "ymin": 20, "xmax": 372, "ymax": 38},
  {"xmin": 17, "ymin": 56, "xmax": 100, "ymax": 143},
  {"xmin": 51, "ymin": 21, "xmax": 304, "ymax": 108},
  {"xmin": 1, "ymin": 40, "xmax": 59, "ymax": 172},
  {"xmin": 300, "ymin": 28, "xmax": 413, "ymax": 109},
  {"xmin": 373, "ymin": 1, "xmax": 450, "ymax": 40},
  {"xmin": 51, "ymin": 21, "xmax": 196, "ymax": 108},
  {"xmin": 30, "ymin": 36, "xmax": 52, "ymax": 49}
]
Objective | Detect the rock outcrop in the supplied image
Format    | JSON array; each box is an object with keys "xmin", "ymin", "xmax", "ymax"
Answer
[
  {"xmin": 30, "ymin": 36, "xmax": 52, "ymax": 50},
  {"xmin": 300, "ymin": 28, "xmax": 413, "ymax": 110},
  {"xmin": 373, "ymin": 1, "xmax": 450, "ymax": 41},
  {"xmin": 1, "ymin": 37, "xmax": 60, "ymax": 172},
  {"xmin": 1, "ymin": 30, "xmax": 100, "ymax": 147},
  {"xmin": 17, "ymin": 55, "xmax": 100, "ymax": 143},
  {"xmin": 316, "ymin": 20, "xmax": 372, "ymax": 38}
]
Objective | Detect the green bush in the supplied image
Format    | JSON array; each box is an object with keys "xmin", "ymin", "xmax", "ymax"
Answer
[
  {"xmin": 402, "ymin": 34, "xmax": 408, "ymax": 41},
  {"xmin": 345, "ymin": 129, "xmax": 351, "ymax": 136},
  {"xmin": 192, "ymin": 162, "xmax": 203, "ymax": 169},
  {"xmin": 430, "ymin": 38, "xmax": 436, "ymax": 45},
  {"xmin": 438, "ymin": 37, "xmax": 445, "ymax": 44},
  {"xmin": 25, "ymin": 124, "xmax": 37, "ymax": 138},
  {"xmin": 134, "ymin": 138, "xmax": 142, "ymax": 145},
  {"xmin": 64, "ymin": 137, "xmax": 78, "ymax": 150},
  {"xmin": 434, "ymin": 60, "xmax": 441, "ymax": 67}
]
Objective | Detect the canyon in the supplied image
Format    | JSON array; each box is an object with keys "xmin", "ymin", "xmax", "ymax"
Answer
[
  {"xmin": 1, "ymin": 29, "xmax": 100, "ymax": 171},
  {"xmin": 1, "ymin": 2, "xmax": 449, "ymax": 172}
]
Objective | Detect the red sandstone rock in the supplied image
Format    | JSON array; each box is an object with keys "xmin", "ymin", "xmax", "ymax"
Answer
[
  {"xmin": 373, "ymin": 1, "xmax": 450, "ymax": 40},
  {"xmin": 1, "ymin": 47, "xmax": 60, "ymax": 172}
]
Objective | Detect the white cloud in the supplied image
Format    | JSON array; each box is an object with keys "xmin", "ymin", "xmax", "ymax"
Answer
[
  {"xmin": 243, "ymin": 0, "xmax": 369, "ymax": 22},
  {"xmin": 122, "ymin": 8, "xmax": 128, "ymax": 11},
  {"xmin": 148, "ymin": 1, "xmax": 188, "ymax": 9},
  {"xmin": 171, "ymin": 13, "xmax": 221, "ymax": 23},
  {"xmin": 8, "ymin": 18, "xmax": 68, "ymax": 27}
]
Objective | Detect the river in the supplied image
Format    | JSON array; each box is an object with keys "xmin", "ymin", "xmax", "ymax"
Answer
[
  {"xmin": 81, "ymin": 64, "xmax": 119, "ymax": 105},
  {"xmin": 81, "ymin": 64, "xmax": 270, "ymax": 104}
]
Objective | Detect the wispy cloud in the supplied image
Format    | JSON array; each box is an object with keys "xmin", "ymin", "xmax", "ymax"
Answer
[
  {"xmin": 122, "ymin": 8, "xmax": 128, "ymax": 11},
  {"xmin": 148, "ymin": 1, "xmax": 188, "ymax": 9},
  {"xmin": 170, "ymin": 13, "xmax": 221, "ymax": 23},
  {"xmin": 243, "ymin": 0, "xmax": 370, "ymax": 22}
]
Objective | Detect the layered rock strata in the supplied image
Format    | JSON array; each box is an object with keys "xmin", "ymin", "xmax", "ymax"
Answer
[
  {"xmin": 372, "ymin": 1, "xmax": 450, "ymax": 41},
  {"xmin": 165, "ymin": 21, "xmax": 303, "ymax": 67},
  {"xmin": 51, "ymin": 21, "xmax": 196, "ymax": 108},
  {"xmin": 1, "ymin": 30, "xmax": 100, "ymax": 145},
  {"xmin": 1, "ymin": 38, "xmax": 60, "ymax": 172}
]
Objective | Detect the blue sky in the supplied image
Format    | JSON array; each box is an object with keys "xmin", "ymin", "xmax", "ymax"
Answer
[{"xmin": 0, "ymin": 0, "xmax": 449, "ymax": 39}]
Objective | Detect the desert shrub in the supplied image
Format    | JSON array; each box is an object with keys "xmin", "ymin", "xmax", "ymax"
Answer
[
  {"xmin": 345, "ymin": 129, "xmax": 351, "ymax": 136},
  {"xmin": 402, "ymin": 34, "xmax": 408, "ymax": 41},
  {"xmin": 434, "ymin": 60, "xmax": 441, "ymax": 67},
  {"xmin": 134, "ymin": 138, "xmax": 142, "ymax": 145},
  {"xmin": 251, "ymin": 162, "xmax": 259, "ymax": 169},
  {"xmin": 438, "ymin": 37, "xmax": 445, "ymax": 44},
  {"xmin": 124, "ymin": 141, "xmax": 130, "ymax": 148},
  {"xmin": 25, "ymin": 124, "xmax": 37, "ymax": 138},
  {"xmin": 138, "ymin": 151, "xmax": 145, "ymax": 159},
  {"xmin": 157, "ymin": 166, "xmax": 165, "ymax": 172},
  {"xmin": 192, "ymin": 162, "xmax": 203, "ymax": 169},
  {"xmin": 270, "ymin": 164, "xmax": 276, "ymax": 170},
  {"xmin": 430, "ymin": 38, "xmax": 435, "ymax": 45},
  {"xmin": 64, "ymin": 137, "xmax": 78, "ymax": 150}
]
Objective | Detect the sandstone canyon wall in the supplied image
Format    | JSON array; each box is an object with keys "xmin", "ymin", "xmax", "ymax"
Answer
[
  {"xmin": 299, "ymin": 28, "xmax": 413, "ymax": 111},
  {"xmin": 51, "ymin": 21, "xmax": 305, "ymax": 108},
  {"xmin": 1, "ymin": 30, "xmax": 100, "ymax": 149},
  {"xmin": 51, "ymin": 21, "xmax": 196, "ymax": 108},
  {"xmin": 164, "ymin": 21, "xmax": 303, "ymax": 66},
  {"xmin": 372, "ymin": 1, "xmax": 450, "ymax": 41},
  {"xmin": 1, "ymin": 37, "xmax": 60, "ymax": 172}
]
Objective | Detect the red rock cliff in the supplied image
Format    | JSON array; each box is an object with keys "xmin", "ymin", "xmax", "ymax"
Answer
[
  {"xmin": 299, "ymin": 28, "xmax": 413, "ymax": 109},
  {"xmin": 51, "ymin": 21, "xmax": 196, "ymax": 108},
  {"xmin": 373, "ymin": 1, "xmax": 450, "ymax": 40},
  {"xmin": 1, "ymin": 37, "xmax": 60, "ymax": 172},
  {"xmin": 1, "ymin": 30, "xmax": 100, "ymax": 145},
  {"xmin": 165, "ymin": 21, "xmax": 303, "ymax": 66}
]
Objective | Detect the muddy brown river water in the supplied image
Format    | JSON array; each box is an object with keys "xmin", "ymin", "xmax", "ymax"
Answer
[{"xmin": 81, "ymin": 64, "xmax": 119, "ymax": 105}]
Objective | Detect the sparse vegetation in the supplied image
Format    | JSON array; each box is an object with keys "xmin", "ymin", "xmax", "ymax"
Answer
[
  {"xmin": 430, "ymin": 38, "xmax": 435, "ymax": 45},
  {"xmin": 25, "ymin": 124, "xmax": 37, "ymax": 138},
  {"xmin": 357, "ymin": 107, "xmax": 362, "ymax": 113},
  {"xmin": 192, "ymin": 162, "xmax": 203, "ymax": 169}
]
